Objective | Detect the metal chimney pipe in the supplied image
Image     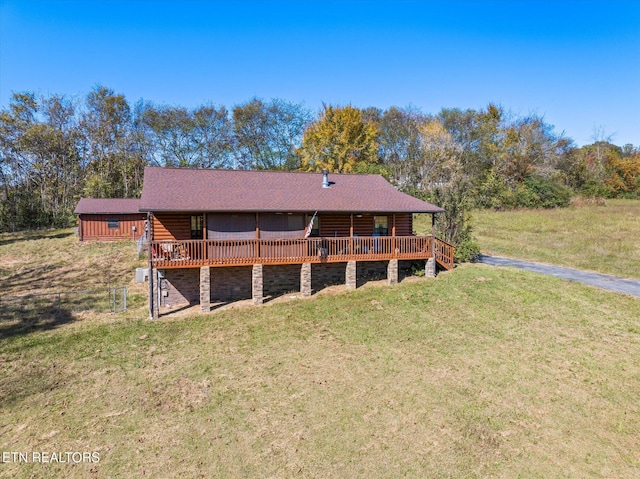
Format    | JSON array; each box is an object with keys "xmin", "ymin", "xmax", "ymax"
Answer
[{"xmin": 322, "ymin": 169, "xmax": 330, "ymax": 188}]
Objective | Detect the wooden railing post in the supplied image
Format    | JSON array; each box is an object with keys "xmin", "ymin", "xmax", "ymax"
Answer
[{"xmin": 431, "ymin": 214, "xmax": 437, "ymax": 263}]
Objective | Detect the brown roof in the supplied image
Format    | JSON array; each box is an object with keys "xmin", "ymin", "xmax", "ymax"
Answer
[
  {"xmin": 139, "ymin": 167, "xmax": 444, "ymax": 214},
  {"xmin": 74, "ymin": 198, "xmax": 142, "ymax": 215}
]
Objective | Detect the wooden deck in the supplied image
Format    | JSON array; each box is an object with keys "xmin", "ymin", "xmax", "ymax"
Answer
[{"xmin": 150, "ymin": 236, "xmax": 455, "ymax": 270}]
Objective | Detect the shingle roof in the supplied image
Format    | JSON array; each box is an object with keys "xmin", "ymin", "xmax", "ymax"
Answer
[
  {"xmin": 139, "ymin": 167, "xmax": 444, "ymax": 214},
  {"xmin": 74, "ymin": 198, "xmax": 142, "ymax": 215}
]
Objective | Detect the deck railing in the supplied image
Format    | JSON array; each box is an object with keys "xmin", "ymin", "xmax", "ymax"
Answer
[
  {"xmin": 150, "ymin": 236, "xmax": 455, "ymax": 270},
  {"xmin": 434, "ymin": 237, "xmax": 455, "ymax": 270}
]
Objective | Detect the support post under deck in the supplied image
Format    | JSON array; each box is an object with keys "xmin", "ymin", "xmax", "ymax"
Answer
[
  {"xmin": 425, "ymin": 257, "xmax": 436, "ymax": 278},
  {"xmin": 387, "ymin": 259, "xmax": 398, "ymax": 286},
  {"xmin": 252, "ymin": 264, "xmax": 263, "ymax": 305},
  {"xmin": 301, "ymin": 263, "xmax": 312, "ymax": 297},
  {"xmin": 200, "ymin": 266, "xmax": 210, "ymax": 312},
  {"xmin": 346, "ymin": 260, "xmax": 357, "ymax": 291}
]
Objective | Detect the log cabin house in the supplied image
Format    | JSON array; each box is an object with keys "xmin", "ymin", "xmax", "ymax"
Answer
[
  {"xmin": 74, "ymin": 198, "xmax": 146, "ymax": 242},
  {"xmin": 139, "ymin": 166, "xmax": 454, "ymax": 318}
]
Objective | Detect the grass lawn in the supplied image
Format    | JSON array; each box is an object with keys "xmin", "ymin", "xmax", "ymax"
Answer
[
  {"xmin": 1, "ymin": 227, "xmax": 639, "ymax": 477},
  {"xmin": 0, "ymin": 229, "xmax": 148, "ymax": 333},
  {"xmin": 0, "ymin": 229, "xmax": 147, "ymax": 296},
  {"xmin": 472, "ymin": 198, "xmax": 640, "ymax": 279}
]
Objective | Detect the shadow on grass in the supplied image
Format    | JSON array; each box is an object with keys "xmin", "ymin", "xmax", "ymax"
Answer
[
  {"xmin": 357, "ymin": 272, "xmax": 387, "ymax": 288},
  {"xmin": 0, "ymin": 306, "xmax": 77, "ymax": 409},
  {"xmin": 157, "ymin": 300, "xmax": 238, "ymax": 318},
  {"xmin": 211, "ymin": 301, "xmax": 232, "ymax": 311},
  {"xmin": 0, "ymin": 303, "xmax": 76, "ymax": 341},
  {"xmin": 0, "ymin": 264, "xmax": 62, "ymax": 292},
  {"xmin": 0, "ymin": 230, "xmax": 73, "ymax": 247}
]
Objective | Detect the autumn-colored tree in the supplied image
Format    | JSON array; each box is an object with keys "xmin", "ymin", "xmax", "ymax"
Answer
[
  {"xmin": 556, "ymin": 141, "xmax": 640, "ymax": 198},
  {"xmin": 605, "ymin": 146, "xmax": 640, "ymax": 197},
  {"xmin": 298, "ymin": 105, "xmax": 380, "ymax": 173}
]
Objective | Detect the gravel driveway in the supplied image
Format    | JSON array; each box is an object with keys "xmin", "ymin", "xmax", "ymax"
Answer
[{"xmin": 477, "ymin": 254, "xmax": 640, "ymax": 297}]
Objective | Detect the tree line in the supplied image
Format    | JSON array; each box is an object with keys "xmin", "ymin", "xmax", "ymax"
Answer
[{"xmin": 1, "ymin": 86, "xmax": 639, "ymax": 257}]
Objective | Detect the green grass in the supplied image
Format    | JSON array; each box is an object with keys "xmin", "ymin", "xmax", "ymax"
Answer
[
  {"xmin": 472, "ymin": 198, "xmax": 640, "ymax": 279},
  {"xmin": 1, "ymin": 262, "xmax": 639, "ymax": 477}
]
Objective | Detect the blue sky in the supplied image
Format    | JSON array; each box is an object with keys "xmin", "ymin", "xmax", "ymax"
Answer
[{"xmin": 1, "ymin": 0, "xmax": 639, "ymax": 147}]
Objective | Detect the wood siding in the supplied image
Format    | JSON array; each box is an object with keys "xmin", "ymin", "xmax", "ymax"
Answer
[
  {"xmin": 394, "ymin": 213, "xmax": 413, "ymax": 236},
  {"xmin": 79, "ymin": 214, "xmax": 146, "ymax": 241},
  {"xmin": 353, "ymin": 214, "xmax": 375, "ymax": 236},
  {"xmin": 319, "ymin": 214, "xmax": 351, "ymax": 237},
  {"xmin": 153, "ymin": 213, "xmax": 191, "ymax": 241}
]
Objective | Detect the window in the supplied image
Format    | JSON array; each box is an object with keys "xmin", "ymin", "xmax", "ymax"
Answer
[
  {"xmin": 107, "ymin": 219, "xmax": 119, "ymax": 229},
  {"xmin": 374, "ymin": 216, "xmax": 388, "ymax": 235},
  {"xmin": 190, "ymin": 215, "xmax": 204, "ymax": 239}
]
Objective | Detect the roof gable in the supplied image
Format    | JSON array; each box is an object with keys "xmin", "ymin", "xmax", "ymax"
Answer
[{"xmin": 138, "ymin": 167, "xmax": 444, "ymax": 214}]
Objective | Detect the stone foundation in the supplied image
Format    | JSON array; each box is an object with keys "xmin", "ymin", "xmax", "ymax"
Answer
[
  {"xmin": 210, "ymin": 266, "xmax": 252, "ymax": 301},
  {"xmin": 311, "ymin": 263, "xmax": 347, "ymax": 292},
  {"xmin": 263, "ymin": 264, "xmax": 301, "ymax": 296},
  {"xmin": 151, "ymin": 258, "xmax": 433, "ymax": 316},
  {"xmin": 160, "ymin": 268, "xmax": 200, "ymax": 308}
]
